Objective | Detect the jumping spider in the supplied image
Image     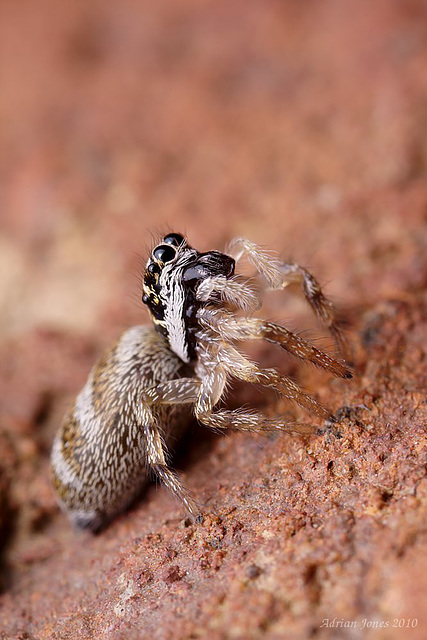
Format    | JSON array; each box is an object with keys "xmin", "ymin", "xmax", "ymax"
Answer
[{"xmin": 51, "ymin": 233, "xmax": 351, "ymax": 531}]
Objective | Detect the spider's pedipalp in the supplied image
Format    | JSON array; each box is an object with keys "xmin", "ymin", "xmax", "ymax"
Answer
[
  {"xmin": 227, "ymin": 237, "xmax": 285, "ymax": 289},
  {"xmin": 196, "ymin": 275, "xmax": 261, "ymax": 311}
]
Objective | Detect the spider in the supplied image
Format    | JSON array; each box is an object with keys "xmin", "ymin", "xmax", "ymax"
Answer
[{"xmin": 51, "ymin": 233, "xmax": 351, "ymax": 531}]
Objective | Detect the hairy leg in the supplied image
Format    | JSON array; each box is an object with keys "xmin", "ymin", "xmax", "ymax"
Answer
[
  {"xmin": 196, "ymin": 275, "xmax": 260, "ymax": 312},
  {"xmin": 143, "ymin": 378, "xmax": 201, "ymax": 405},
  {"xmin": 279, "ymin": 262, "xmax": 348, "ymax": 354},
  {"xmin": 227, "ymin": 237, "xmax": 285, "ymax": 289},
  {"xmin": 140, "ymin": 405, "xmax": 201, "ymax": 517},
  {"xmin": 198, "ymin": 310, "xmax": 352, "ymax": 379},
  {"xmin": 203, "ymin": 342, "xmax": 335, "ymax": 421},
  {"xmin": 194, "ymin": 363, "xmax": 317, "ymax": 435},
  {"xmin": 227, "ymin": 237, "xmax": 348, "ymax": 354}
]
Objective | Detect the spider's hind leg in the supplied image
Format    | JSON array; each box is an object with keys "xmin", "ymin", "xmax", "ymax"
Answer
[{"xmin": 137, "ymin": 395, "xmax": 201, "ymax": 519}]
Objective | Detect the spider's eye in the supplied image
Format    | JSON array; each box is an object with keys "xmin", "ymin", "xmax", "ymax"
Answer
[
  {"xmin": 147, "ymin": 262, "xmax": 160, "ymax": 275},
  {"xmin": 163, "ymin": 233, "xmax": 185, "ymax": 247},
  {"xmin": 153, "ymin": 244, "xmax": 176, "ymax": 263}
]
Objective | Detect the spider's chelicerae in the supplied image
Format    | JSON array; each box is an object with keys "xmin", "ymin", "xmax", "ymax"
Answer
[{"xmin": 51, "ymin": 233, "xmax": 352, "ymax": 531}]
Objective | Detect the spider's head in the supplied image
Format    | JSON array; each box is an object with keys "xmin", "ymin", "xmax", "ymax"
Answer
[{"xmin": 142, "ymin": 233, "xmax": 235, "ymax": 362}]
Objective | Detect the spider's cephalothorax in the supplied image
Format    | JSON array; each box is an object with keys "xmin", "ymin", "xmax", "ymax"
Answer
[
  {"xmin": 51, "ymin": 233, "xmax": 352, "ymax": 531},
  {"xmin": 142, "ymin": 233, "xmax": 235, "ymax": 363}
]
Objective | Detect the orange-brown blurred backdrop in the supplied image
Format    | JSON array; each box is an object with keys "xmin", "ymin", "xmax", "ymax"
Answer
[{"xmin": 1, "ymin": 0, "xmax": 425, "ymax": 343}]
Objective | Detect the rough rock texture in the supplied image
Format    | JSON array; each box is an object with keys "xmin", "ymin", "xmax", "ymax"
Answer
[{"xmin": 0, "ymin": 0, "xmax": 426, "ymax": 638}]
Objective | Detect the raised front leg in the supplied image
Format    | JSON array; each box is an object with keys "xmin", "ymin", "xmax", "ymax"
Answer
[
  {"xmin": 279, "ymin": 262, "xmax": 348, "ymax": 354},
  {"xmin": 227, "ymin": 237, "xmax": 348, "ymax": 354}
]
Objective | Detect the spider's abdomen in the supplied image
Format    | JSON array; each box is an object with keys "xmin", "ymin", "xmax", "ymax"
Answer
[{"xmin": 51, "ymin": 326, "xmax": 191, "ymax": 531}]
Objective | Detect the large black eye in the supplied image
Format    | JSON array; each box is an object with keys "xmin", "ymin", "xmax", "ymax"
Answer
[
  {"xmin": 147, "ymin": 262, "xmax": 160, "ymax": 275},
  {"xmin": 163, "ymin": 233, "xmax": 185, "ymax": 247},
  {"xmin": 153, "ymin": 244, "xmax": 176, "ymax": 263}
]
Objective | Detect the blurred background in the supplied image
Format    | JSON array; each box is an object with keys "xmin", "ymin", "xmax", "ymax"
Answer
[
  {"xmin": 0, "ymin": 0, "xmax": 426, "ymax": 637},
  {"xmin": 1, "ymin": 0, "xmax": 425, "ymax": 343}
]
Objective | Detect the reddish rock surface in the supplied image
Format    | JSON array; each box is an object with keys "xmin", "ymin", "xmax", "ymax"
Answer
[{"xmin": 0, "ymin": 1, "xmax": 426, "ymax": 638}]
